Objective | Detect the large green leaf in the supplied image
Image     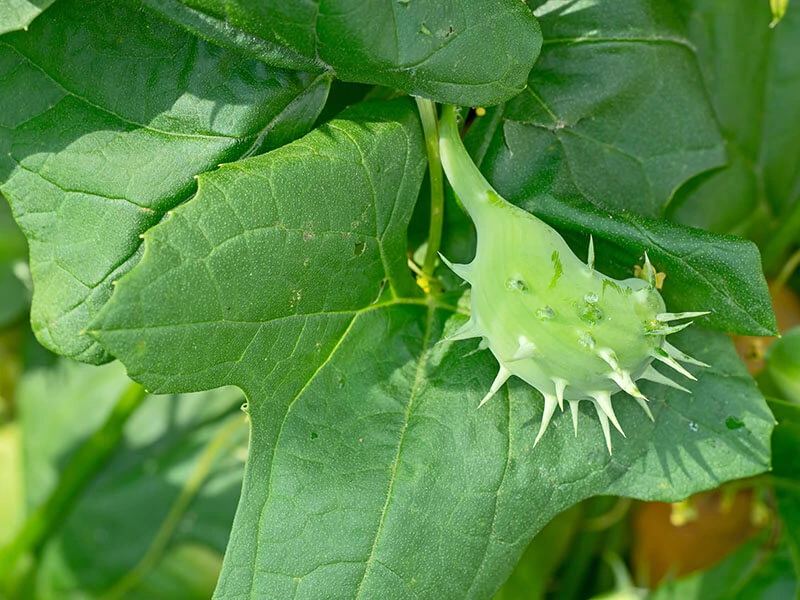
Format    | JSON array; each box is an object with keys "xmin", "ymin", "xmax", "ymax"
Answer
[
  {"xmin": 18, "ymin": 359, "xmax": 246, "ymax": 599},
  {"xmin": 0, "ymin": 0, "xmax": 55, "ymax": 35},
  {"xmin": 0, "ymin": 0, "xmax": 331, "ymax": 364},
  {"xmin": 671, "ymin": 0, "xmax": 800, "ymax": 261},
  {"xmin": 92, "ymin": 99, "xmax": 772, "ymax": 599},
  {"xmin": 454, "ymin": 0, "xmax": 776, "ymax": 336},
  {"xmin": 139, "ymin": 0, "xmax": 542, "ymax": 107}
]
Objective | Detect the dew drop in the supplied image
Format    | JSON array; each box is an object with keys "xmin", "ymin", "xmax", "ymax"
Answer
[
  {"xmin": 506, "ymin": 277, "xmax": 528, "ymax": 292},
  {"xmin": 536, "ymin": 306, "xmax": 556, "ymax": 320},
  {"xmin": 578, "ymin": 332, "xmax": 596, "ymax": 349},
  {"xmin": 688, "ymin": 421, "xmax": 699, "ymax": 432},
  {"xmin": 580, "ymin": 304, "xmax": 603, "ymax": 325},
  {"xmin": 584, "ymin": 292, "xmax": 599, "ymax": 304},
  {"xmin": 337, "ymin": 376, "xmax": 345, "ymax": 389}
]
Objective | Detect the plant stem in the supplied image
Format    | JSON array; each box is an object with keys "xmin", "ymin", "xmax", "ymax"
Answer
[
  {"xmin": 770, "ymin": 246, "xmax": 800, "ymax": 295},
  {"xmin": 762, "ymin": 201, "xmax": 800, "ymax": 273},
  {"xmin": 0, "ymin": 381, "xmax": 148, "ymax": 585},
  {"xmin": 415, "ymin": 97, "xmax": 445, "ymax": 286},
  {"xmin": 101, "ymin": 414, "xmax": 247, "ymax": 600}
]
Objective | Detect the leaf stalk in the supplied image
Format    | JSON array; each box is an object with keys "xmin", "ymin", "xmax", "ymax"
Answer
[{"xmin": 415, "ymin": 97, "xmax": 445, "ymax": 292}]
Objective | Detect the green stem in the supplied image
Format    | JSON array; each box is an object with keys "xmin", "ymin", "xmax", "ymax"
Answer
[
  {"xmin": 763, "ymin": 201, "xmax": 800, "ymax": 273},
  {"xmin": 0, "ymin": 381, "xmax": 148, "ymax": 585},
  {"xmin": 438, "ymin": 105, "xmax": 499, "ymax": 221},
  {"xmin": 771, "ymin": 246, "xmax": 800, "ymax": 295},
  {"xmin": 100, "ymin": 414, "xmax": 247, "ymax": 600},
  {"xmin": 415, "ymin": 97, "xmax": 445, "ymax": 284}
]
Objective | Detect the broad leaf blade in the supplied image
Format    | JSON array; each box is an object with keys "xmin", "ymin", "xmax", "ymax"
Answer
[
  {"xmin": 202, "ymin": 315, "xmax": 774, "ymax": 600},
  {"xmin": 138, "ymin": 0, "xmax": 325, "ymax": 72},
  {"xmin": 93, "ymin": 99, "xmax": 427, "ymax": 392},
  {"xmin": 0, "ymin": 0, "xmax": 330, "ymax": 363},
  {"xmin": 505, "ymin": 0, "xmax": 725, "ymax": 218},
  {"xmin": 671, "ymin": 0, "xmax": 800, "ymax": 255},
  {"xmin": 18, "ymin": 359, "xmax": 247, "ymax": 599},
  {"xmin": 142, "ymin": 0, "xmax": 543, "ymax": 107}
]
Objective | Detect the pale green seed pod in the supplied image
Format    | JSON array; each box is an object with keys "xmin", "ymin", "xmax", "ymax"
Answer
[{"xmin": 438, "ymin": 105, "xmax": 708, "ymax": 453}]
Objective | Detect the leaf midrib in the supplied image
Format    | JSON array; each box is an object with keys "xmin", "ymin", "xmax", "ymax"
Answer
[{"xmin": 352, "ymin": 301, "xmax": 435, "ymax": 599}]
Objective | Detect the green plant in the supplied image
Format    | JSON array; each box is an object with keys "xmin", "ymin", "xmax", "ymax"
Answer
[{"xmin": 0, "ymin": 0, "xmax": 798, "ymax": 598}]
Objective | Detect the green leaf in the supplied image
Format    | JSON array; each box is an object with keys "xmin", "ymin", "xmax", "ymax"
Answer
[
  {"xmin": 18, "ymin": 359, "xmax": 247, "ymax": 599},
  {"xmin": 770, "ymin": 398, "xmax": 800, "ymax": 595},
  {"xmin": 92, "ymin": 98, "xmax": 428, "ymax": 392},
  {"xmin": 0, "ymin": 194, "xmax": 28, "ymax": 326},
  {"xmin": 456, "ymin": 0, "xmax": 776, "ymax": 336},
  {"xmin": 0, "ymin": 0, "xmax": 331, "ymax": 364},
  {"xmin": 488, "ymin": 0, "xmax": 725, "ymax": 218},
  {"xmin": 671, "ymin": 0, "xmax": 800, "ymax": 267},
  {"xmin": 140, "ymin": 0, "xmax": 543, "ymax": 107},
  {"xmin": 0, "ymin": 0, "xmax": 55, "ymax": 35},
  {"xmin": 92, "ymin": 98, "xmax": 772, "ymax": 598}
]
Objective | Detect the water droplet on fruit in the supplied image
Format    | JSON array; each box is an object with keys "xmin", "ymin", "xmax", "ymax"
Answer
[
  {"xmin": 578, "ymin": 332, "xmax": 596, "ymax": 349},
  {"xmin": 506, "ymin": 278, "xmax": 528, "ymax": 292},
  {"xmin": 536, "ymin": 306, "xmax": 556, "ymax": 320},
  {"xmin": 581, "ymin": 304, "xmax": 603, "ymax": 325},
  {"xmin": 584, "ymin": 292, "xmax": 598, "ymax": 304}
]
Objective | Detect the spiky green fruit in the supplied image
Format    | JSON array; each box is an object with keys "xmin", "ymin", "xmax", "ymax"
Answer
[{"xmin": 438, "ymin": 105, "xmax": 708, "ymax": 453}]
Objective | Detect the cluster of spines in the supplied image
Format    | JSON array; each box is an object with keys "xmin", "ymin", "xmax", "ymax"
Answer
[{"xmin": 442, "ymin": 242, "xmax": 710, "ymax": 454}]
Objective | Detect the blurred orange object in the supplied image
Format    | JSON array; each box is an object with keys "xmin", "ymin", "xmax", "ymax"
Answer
[{"xmin": 631, "ymin": 489, "xmax": 764, "ymax": 587}]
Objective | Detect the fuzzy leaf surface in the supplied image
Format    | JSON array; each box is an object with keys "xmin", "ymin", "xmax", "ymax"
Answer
[
  {"xmin": 93, "ymin": 98, "xmax": 772, "ymax": 598},
  {"xmin": 0, "ymin": 0, "xmax": 330, "ymax": 363},
  {"xmin": 19, "ymin": 359, "xmax": 247, "ymax": 599},
  {"xmin": 140, "ymin": 0, "xmax": 543, "ymax": 107},
  {"xmin": 455, "ymin": 0, "xmax": 776, "ymax": 336}
]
